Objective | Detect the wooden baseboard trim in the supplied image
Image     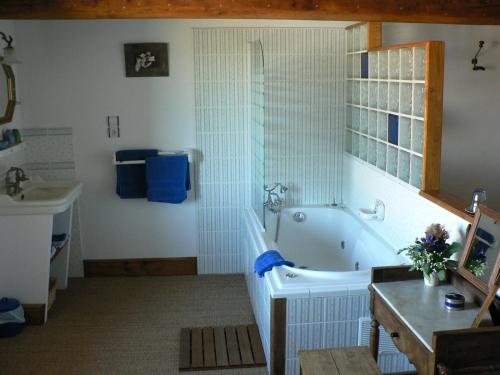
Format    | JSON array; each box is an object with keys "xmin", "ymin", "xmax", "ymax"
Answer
[
  {"xmin": 23, "ymin": 304, "xmax": 46, "ymax": 325},
  {"xmin": 83, "ymin": 257, "xmax": 197, "ymax": 277}
]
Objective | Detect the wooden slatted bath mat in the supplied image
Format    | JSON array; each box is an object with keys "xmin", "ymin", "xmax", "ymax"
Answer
[{"xmin": 179, "ymin": 324, "xmax": 267, "ymax": 371}]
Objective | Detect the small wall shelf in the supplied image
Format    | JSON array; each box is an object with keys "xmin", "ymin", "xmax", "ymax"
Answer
[
  {"xmin": 0, "ymin": 142, "xmax": 25, "ymax": 158},
  {"xmin": 420, "ymin": 190, "xmax": 474, "ymax": 224}
]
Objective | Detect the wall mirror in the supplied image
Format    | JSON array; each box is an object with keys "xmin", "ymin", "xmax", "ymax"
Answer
[
  {"xmin": 458, "ymin": 206, "xmax": 500, "ymax": 295},
  {"xmin": 0, "ymin": 63, "xmax": 16, "ymax": 126}
]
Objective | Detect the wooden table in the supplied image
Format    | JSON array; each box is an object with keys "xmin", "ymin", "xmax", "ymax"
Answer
[
  {"xmin": 299, "ymin": 346, "xmax": 382, "ymax": 375},
  {"xmin": 370, "ymin": 266, "xmax": 500, "ymax": 375}
]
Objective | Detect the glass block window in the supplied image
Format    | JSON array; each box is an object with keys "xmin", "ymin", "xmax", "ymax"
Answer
[{"xmin": 345, "ymin": 23, "xmax": 426, "ymax": 190}]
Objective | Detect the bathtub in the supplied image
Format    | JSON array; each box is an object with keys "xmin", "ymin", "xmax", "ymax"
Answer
[
  {"xmin": 243, "ymin": 205, "xmax": 413, "ymax": 375},
  {"xmin": 247, "ymin": 205, "xmax": 406, "ymax": 297}
]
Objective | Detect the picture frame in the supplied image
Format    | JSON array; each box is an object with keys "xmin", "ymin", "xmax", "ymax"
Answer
[{"xmin": 124, "ymin": 43, "xmax": 169, "ymax": 77}]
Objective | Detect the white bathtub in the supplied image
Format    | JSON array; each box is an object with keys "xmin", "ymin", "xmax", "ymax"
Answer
[
  {"xmin": 243, "ymin": 205, "xmax": 413, "ymax": 374},
  {"xmin": 245, "ymin": 205, "xmax": 407, "ymax": 297}
]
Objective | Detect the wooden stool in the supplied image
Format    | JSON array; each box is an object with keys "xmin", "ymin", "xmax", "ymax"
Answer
[{"xmin": 299, "ymin": 346, "xmax": 382, "ymax": 375}]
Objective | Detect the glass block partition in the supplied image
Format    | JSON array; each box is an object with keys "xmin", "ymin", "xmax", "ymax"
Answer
[{"xmin": 345, "ymin": 23, "xmax": 444, "ymax": 192}]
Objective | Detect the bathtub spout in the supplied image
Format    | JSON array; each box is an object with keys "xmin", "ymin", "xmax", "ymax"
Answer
[{"xmin": 274, "ymin": 209, "xmax": 282, "ymax": 243}]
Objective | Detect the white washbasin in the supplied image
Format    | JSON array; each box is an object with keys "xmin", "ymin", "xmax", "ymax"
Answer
[{"xmin": 0, "ymin": 177, "xmax": 82, "ymax": 215}]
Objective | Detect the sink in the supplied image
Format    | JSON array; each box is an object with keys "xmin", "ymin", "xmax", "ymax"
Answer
[
  {"xmin": 15, "ymin": 186, "xmax": 74, "ymax": 202},
  {"xmin": 0, "ymin": 177, "xmax": 82, "ymax": 215}
]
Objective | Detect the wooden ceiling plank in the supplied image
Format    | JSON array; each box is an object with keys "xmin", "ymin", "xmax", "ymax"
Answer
[{"xmin": 0, "ymin": 0, "xmax": 499, "ymax": 25}]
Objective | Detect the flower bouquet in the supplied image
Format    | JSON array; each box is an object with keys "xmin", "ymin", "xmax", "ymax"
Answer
[{"xmin": 398, "ymin": 224, "xmax": 461, "ymax": 286}]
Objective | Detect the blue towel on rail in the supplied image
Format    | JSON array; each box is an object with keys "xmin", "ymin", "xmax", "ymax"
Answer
[
  {"xmin": 254, "ymin": 250, "xmax": 294, "ymax": 278},
  {"xmin": 146, "ymin": 155, "xmax": 191, "ymax": 204},
  {"xmin": 115, "ymin": 149, "xmax": 158, "ymax": 199}
]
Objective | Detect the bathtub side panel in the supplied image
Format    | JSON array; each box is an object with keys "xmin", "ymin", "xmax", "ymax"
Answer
[{"xmin": 243, "ymin": 210, "xmax": 272, "ymax": 373}]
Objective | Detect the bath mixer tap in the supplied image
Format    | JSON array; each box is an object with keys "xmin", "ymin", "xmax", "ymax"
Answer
[
  {"xmin": 264, "ymin": 183, "xmax": 288, "ymax": 213},
  {"xmin": 264, "ymin": 183, "xmax": 288, "ymax": 194},
  {"xmin": 5, "ymin": 167, "xmax": 28, "ymax": 196}
]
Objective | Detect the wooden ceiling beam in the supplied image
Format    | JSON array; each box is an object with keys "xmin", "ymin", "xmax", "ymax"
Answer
[{"xmin": 0, "ymin": 0, "xmax": 499, "ymax": 25}]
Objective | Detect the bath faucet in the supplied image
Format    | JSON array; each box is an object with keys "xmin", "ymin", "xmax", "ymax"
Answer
[
  {"xmin": 264, "ymin": 183, "xmax": 288, "ymax": 213},
  {"xmin": 5, "ymin": 167, "xmax": 28, "ymax": 196}
]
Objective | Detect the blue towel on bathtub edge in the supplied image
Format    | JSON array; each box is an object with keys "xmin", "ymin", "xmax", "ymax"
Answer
[{"xmin": 254, "ymin": 250, "xmax": 294, "ymax": 278}]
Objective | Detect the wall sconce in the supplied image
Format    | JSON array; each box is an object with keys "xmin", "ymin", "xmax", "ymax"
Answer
[
  {"xmin": 0, "ymin": 32, "xmax": 21, "ymax": 65},
  {"xmin": 471, "ymin": 41, "xmax": 485, "ymax": 71}
]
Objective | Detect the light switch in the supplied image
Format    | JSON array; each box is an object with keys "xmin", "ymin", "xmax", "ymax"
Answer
[{"xmin": 107, "ymin": 116, "xmax": 120, "ymax": 138}]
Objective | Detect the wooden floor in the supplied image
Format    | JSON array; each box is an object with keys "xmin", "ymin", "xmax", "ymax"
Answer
[{"xmin": 180, "ymin": 324, "xmax": 267, "ymax": 371}]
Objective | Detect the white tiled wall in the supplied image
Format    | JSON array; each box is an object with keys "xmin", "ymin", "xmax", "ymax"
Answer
[
  {"xmin": 262, "ymin": 28, "xmax": 345, "ymax": 206},
  {"xmin": 195, "ymin": 27, "xmax": 345, "ymax": 273},
  {"xmin": 21, "ymin": 127, "xmax": 84, "ymax": 277},
  {"xmin": 194, "ymin": 28, "xmax": 253, "ymax": 274}
]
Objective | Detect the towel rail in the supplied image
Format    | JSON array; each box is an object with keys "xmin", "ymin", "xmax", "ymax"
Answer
[{"xmin": 113, "ymin": 149, "xmax": 193, "ymax": 165}]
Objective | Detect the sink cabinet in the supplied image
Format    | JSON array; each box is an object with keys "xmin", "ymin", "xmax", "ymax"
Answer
[{"xmin": 0, "ymin": 178, "xmax": 82, "ymax": 323}]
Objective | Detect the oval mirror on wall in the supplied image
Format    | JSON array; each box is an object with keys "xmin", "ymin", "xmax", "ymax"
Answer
[{"xmin": 0, "ymin": 64, "xmax": 16, "ymax": 125}]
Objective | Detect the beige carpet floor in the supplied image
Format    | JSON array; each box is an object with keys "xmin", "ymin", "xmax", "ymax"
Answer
[{"xmin": 0, "ymin": 275, "xmax": 268, "ymax": 375}]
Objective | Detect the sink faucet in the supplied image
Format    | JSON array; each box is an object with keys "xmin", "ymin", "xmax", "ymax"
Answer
[
  {"xmin": 5, "ymin": 167, "xmax": 28, "ymax": 196},
  {"xmin": 264, "ymin": 183, "xmax": 288, "ymax": 213},
  {"xmin": 465, "ymin": 188, "xmax": 487, "ymax": 215}
]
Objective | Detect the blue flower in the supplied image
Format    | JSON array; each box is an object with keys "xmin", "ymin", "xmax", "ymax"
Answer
[{"xmin": 421, "ymin": 234, "xmax": 438, "ymax": 248}]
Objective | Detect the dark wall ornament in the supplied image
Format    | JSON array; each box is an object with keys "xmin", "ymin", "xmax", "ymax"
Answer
[{"xmin": 124, "ymin": 43, "xmax": 169, "ymax": 77}]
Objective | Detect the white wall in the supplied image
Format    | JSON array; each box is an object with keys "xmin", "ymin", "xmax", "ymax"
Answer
[
  {"xmin": 383, "ymin": 23, "xmax": 500, "ymax": 211},
  {"xmin": 14, "ymin": 19, "xmax": 350, "ymax": 266},
  {"xmin": 15, "ymin": 20, "xmax": 198, "ymax": 262},
  {"xmin": 343, "ymin": 155, "xmax": 469, "ymax": 252}
]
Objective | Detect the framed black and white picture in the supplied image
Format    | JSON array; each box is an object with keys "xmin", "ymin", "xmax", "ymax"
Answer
[{"xmin": 124, "ymin": 43, "xmax": 169, "ymax": 77}]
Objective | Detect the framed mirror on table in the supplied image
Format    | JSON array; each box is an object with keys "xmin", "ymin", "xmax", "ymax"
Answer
[{"xmin": 457, "ymin": 205, "xmax": 500, "ymax": 327}]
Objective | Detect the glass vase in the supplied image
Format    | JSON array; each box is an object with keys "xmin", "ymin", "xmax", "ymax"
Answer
[{"xmin": 424, "ymin": 271, "xmax": 439, "ymax": 287}]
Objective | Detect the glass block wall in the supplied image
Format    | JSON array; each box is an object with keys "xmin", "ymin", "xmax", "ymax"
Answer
[{"xmin": 345, "ymin": 24, "xmax": 425, "ymax": 190}]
